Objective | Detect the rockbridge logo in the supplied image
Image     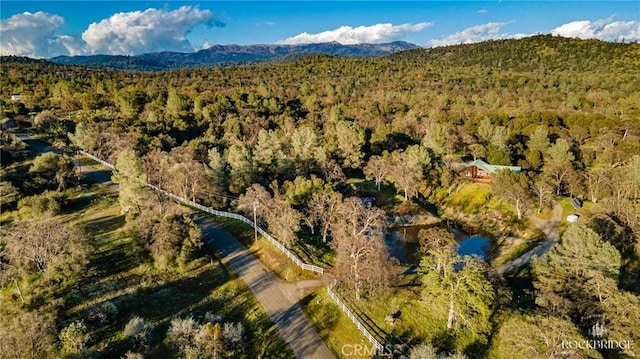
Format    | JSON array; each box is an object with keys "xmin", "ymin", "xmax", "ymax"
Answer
[{"xmin": 560, "ymin": 321, "xmax": 634, "ymax": 353}]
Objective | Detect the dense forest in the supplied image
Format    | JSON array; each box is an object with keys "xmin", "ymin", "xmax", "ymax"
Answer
[{"xmin": 1, "ymin": 35, "xmax": 639, "ymax": 358}]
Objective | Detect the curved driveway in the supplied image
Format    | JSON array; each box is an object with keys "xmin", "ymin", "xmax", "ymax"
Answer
[
  {"xmin": 496, "ymin": 204, "xmax": 563, "ymax": 274},
  {"xmin": 14, "ymin": 131, "xmax": 335, "ymax": 359}
]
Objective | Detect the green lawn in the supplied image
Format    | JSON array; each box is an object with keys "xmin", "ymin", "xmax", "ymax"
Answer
[
  {"xmin": 443, "ymin": 183, "xmax": 492, "ymax": 215},
  {"xmin": 301, "ymin": 288, "xmax": 372, "ymax": 359}
]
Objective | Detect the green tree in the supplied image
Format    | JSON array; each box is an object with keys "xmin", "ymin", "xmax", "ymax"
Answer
[
  {"xmin": 59, "ymin": 320, "xmax": 90, "ymax": 355},
  {"xmin": 226, "ymin": 144, "xmax": 255, "ymax": 195},
  {"xmin": 421, "ymin": 122, "xmax": 448, "ymax": 156},
  {"xmin": 476, "ymin": 118, "xmax": 493, "ymax": 145},
  {"xmin": 532, "ymin": 224, "xmax": 621, "ymax": 317},
  {"xmin": 488, "ymin": 315, "xmax": 600, "ymax": 359},
  {"xmin": 68, "ymin": 121, "xmax": 96, "ymax": 152},
  {"xmin": 527, "ymin": 125, "xmax": 551, "ymax": 153},
  {"xmin": 335, "ymin": 120, "xmax": 365, "ymax": 168},
  {"xmin": 206, "ymin": 147, "xmax": 228, "ymax": 206},
  {"xmin": 253, "ymin": 128, "xmax": 282, "ymax": 170},
  {"xmin": 148, "ymin": 214, "xmax": 202, "ymax": 271},
  {"xmin": 420, "ymin": 254, "xmax": 494, "ymax": 339},
  {"xmin": 29, "ymin": 152, "xmax": 74, "ymax": 191},
  {"xmin": 625, "ymin": 155, "xmax": 640, "ymax": 199},
  {"xmin": 112, "ymin": 150, "xmax": 149, "ymax": 216},
  {"xmin": 166, "ymin": 88, "xmax": 187, "ymax": 122},
  {"xmin": 17, "ymin": 191, "xmax": 64, "ymax": 218},
  {"xmin": 282, "ymin": 175, "xmax": 324, "ymax": 206},
  {"xmin": 525, "ymin": 125, "xmax": 550, "ymax": 169},
  {"xmin": 546, "ymin": 138, "xmax": 575, "ymax": 164},
  {"xmin": 490, "ymin": 125, "xmax": 510, "ymax": 151}
]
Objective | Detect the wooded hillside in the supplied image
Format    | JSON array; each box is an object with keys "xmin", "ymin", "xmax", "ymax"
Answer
[{"xmin": 2, "ymin": 35, "xmax": 639, "ymax": 358}]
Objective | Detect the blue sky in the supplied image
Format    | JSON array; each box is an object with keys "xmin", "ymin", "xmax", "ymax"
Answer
[{"xmin": 1, "ymin": 1, "xmax": 638, "ymax": 57}]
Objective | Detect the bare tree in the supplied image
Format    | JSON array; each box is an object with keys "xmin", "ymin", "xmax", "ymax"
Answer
[
  {"xmin": 2, "ymin": 217, "xmax": 89, "ymax": 282},
  {"xmin": 238, "ymin": 184, "xmax": 300, "ymax": 246},
  {"xmin": 307, "ymin": 189, "xmax": 343, "ymax": 243},
  {"xmin": 167, "ymin": 146, "xmax": 210, "ymax": 202},
  {"xmin": 417, "ymin": 227, "xmax": 457, "ymax": 267},
  {"xmin": 238, "ymin": 184, "xmax": 275, "ymax": 228},
  {"xmin": 0, "ymin": 312, "xmax": 55, "ymax": 359},
  {"xmin": 492, "ymin": 170, "xmax": 533, "ymax": 220},
  {"xmin": 364, "ymin": 155, "xmax": 391, "ymax": 191},
  {"xmin": 531, "ymin": 174, "xmax": 555, "ymax": 214},
  {"xmin": 143, "ymin": 149, "xmax": 173, "ymax": 190},
  {"xmin": 331, "ymin": 197, "xmax": 389, "ymax": 300},
  {"xmin": 387, "ymin": 145, "xmax": 431, "ymax": 200}
]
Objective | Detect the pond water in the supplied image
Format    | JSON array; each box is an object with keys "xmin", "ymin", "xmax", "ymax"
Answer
[{"xmin": 386, "ymin": 225, "xmax": 490, "ymax": 264}]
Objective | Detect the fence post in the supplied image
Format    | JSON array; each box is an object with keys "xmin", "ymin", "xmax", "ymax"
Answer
[
  {"xmin": 79, "ymin": 150, "xmax": 324, "ymax": 275},
  {"xmin": 326, "ymin": 285, "xmax": 383, "ymax": 353}
]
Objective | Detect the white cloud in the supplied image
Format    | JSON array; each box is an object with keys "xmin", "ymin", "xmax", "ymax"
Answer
[
  {"xmin": 551, "ymin": 17, "xmax": 640, "ymax": 42},
  {"xmin": 82, "ymin": 6, "xmax": 217, "ymax": 55},
  {"xmin": 478, "ymin": 9, "xmax": 489, "ymax": 15},
  {"xmin": 428, "ymin": 21, "xmax": 528, "ymax": 47},
  {"xmin": 0, "ymin": 11, "xmax": 67, "ymax": 57},
  {"xmin": 278, "ymin": 22, "xmax": 432, "ymax": 45}
]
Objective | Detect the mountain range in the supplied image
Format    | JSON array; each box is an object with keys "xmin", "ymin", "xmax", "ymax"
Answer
[{"xmin": 49, "ymin": 41, "xmax": 419, "ymax": 71}]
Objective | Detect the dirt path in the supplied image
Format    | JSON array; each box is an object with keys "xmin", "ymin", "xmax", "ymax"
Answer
[
  {"xmin": 496, "ymin": 203, "xmax": 563, "ymax": 274},
  {"xmin": 197, "ymin": 219, "xmax": 335, "ymax": 359},
  {"xmin": 15, "ymin": 131, "xmax": 335, "ymax": 359}
]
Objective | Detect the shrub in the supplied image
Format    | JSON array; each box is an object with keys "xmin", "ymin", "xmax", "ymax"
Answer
[
  {"xmin": 17, "ymin": 191, "xmax": 64, "ymax": 218},
  {"xmin": 59, "ymin": 320, "xmax": 90, "ymax": 354},
  {"xmin": 123, "ymin": 316, "xmax": 152, "ymax": 350}
]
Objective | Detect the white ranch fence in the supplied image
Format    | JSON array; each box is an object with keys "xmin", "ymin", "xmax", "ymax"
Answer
[
  {"xmin": 78, "ymin": 150, "xmax": 324, "ymax": 274},
  {"xmin": 327, "ymin": 285, "xmax": 384, "ymax": 353},
  {"xmin": 79, "ymin": 150, "xmax": 388, "ymax": 346}
]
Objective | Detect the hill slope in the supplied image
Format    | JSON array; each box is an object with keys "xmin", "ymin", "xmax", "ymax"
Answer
[
  {"xmin": 388, "ymin": 35, "xmax": 640, "ymax": 72},
  {"xmin": 48, "ymin": 41, "xmax": 419, "ymax": 70}
]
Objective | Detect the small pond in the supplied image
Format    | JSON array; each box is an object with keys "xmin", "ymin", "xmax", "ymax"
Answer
[{"xmin": 386, "ymin": 225, "xmax": 490, "ymax": 264}]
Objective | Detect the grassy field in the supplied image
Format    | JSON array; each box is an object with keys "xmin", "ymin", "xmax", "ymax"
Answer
[
  {"xmin": 302, "ymin": 281, "xmax": 490, "ymax": 358},
  {"xmin": 300, "ymin": 288, "xmax": 372, "ymax": 359},
  {"xmin": 206, "ymin": 216, "xmax": 322, "ymax": 281},
  {"xmin": 442, "ymin": 183, "xmax": 493, "ymax": 216},
  {"xmin": 1, "ymin": 180, "xmax": 294, "ymax": 358}
]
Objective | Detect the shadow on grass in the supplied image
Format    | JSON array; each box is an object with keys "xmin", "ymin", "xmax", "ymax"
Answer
[
  {"xmin": 87, "ymin": 264, "xmax": 234, "ymax": 358},
  {"xmin": 300, "ymin": 291, "xmax": 341, "ymax": 341},
  {"xmin": 83, "ymin": 214, "xmax": 126, "ymax": 236},
  {"xmin": 64, "ymin": 189, "xmax": 115, "ymax": 213}
]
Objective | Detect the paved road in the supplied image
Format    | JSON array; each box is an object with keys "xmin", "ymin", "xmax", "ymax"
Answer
[
  {"xmin": 496, "ymin": 203, "xmax": 563, "ymax": 274},
  {"xmin": 197, "ymin": 219, "xmax": 334, "ymax": 359},
  {"xmin": 14, "ymin": 131, "xmax": 335, "ymax": 359}
]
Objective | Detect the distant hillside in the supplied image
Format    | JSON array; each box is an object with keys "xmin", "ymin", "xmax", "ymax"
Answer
[
  {"xmin": 5, "ymin": 36, "xmax": 638, "ymax": 75},
  {"xmin": 389, "ymin": 35, "xmax": 640, "ymax": 73},
  {"xmin": 49, "ymin": 41, "xmax": 419, "ymax": 71}
]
